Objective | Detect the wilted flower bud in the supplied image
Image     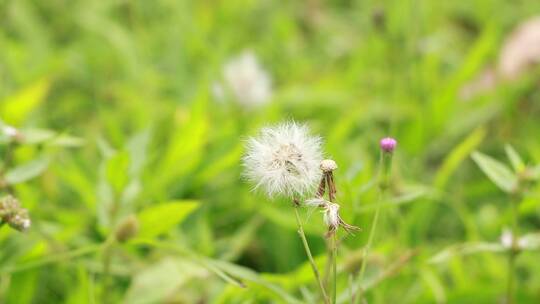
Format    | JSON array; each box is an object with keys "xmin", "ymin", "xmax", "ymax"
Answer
[
  {"xmin": 320, "ymin": 159, "xmax": 338, "ymax": 172},
  {"xmin": 114, "ymin": 215, "xmax": 139, "ymax": 243},
  {"xmin": 0, "ymin": 195, "xmax": 31, "ymax": 232},
  {"xmin": 380, "ymin": 137, "xmax": 397, "ymax": 153},
  {"xmin": 2, "ymin": 125, "xmax": 23, "ymax": 142}
]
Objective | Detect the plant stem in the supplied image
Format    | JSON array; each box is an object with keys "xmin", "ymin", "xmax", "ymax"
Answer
[
  {"xmin": 356, "ymin": 152, "xmax": 391, "ymax": 302},
  {"xmin": 101, "ymin": 236, "xmax": 116, "ymax": 304},
  {"xmin": 506, "ymin": 194, "xmax": 520, "ymax": 304},
  {"xmin": 332, "ymin": 233, "xmax": 338, "ymax": 304},
  {"xmin": 506, "ymin": 252, "xmax": 516, "ymax": 304},
  {"xmin": 294, "ymin": 205, "xmax": 330, "ymax": 304}
]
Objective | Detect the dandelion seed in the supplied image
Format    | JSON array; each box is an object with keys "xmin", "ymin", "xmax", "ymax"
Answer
[
  {"xmin": 217, "ymin": 50, "xmax": 272, "ymax": 108},
  {"xmin": 243, "ymin": 122, "xmax": 323, "ymax": 198}
]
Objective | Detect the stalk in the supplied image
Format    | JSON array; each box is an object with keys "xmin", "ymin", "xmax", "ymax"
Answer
[
  {"xmin": 294, "ymin": 205, "xmax": 330, "ymax": 304},
  {"xmin": 356, "ymin": 150, "xmax": 393, "ymax": 302},
  {"xmin": 332, "ymin": 233, "xmax": 338, "ymax": 304},
  {"xmin": 101, "ymin": 236, "xmax": 116, "ymax": 304}
]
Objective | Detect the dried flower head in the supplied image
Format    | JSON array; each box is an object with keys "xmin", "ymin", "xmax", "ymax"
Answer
[
  {"xmin": 305, "ymin": 198, "xmax": 359, "ymax": 237},
  {"xmin": 0, "ymin": 195, "xmax": 31, "ymax": 232},
  {"xmin": 215, "ymin": 50, "xmax": 272, "ymax": 108},
  {"xmin": 243, "ymin": 122, "xmax": 323, "ymax": 198},
  {"xmin": 380, "ymin": 137, "xmax": 397, "ymax": 153},
  {"xmin": 320, "ymin": 159, "xmax": 338, "ymax": 172}
]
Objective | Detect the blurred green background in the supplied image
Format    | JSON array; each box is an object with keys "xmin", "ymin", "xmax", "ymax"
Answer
[{"xmin": 1, "ymin": 0, "xmax": 540, "ymax": 303}]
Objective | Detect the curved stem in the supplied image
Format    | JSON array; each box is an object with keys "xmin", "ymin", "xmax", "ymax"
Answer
[{"xmin": 294, "ymin": 206, "xmax": 329, "ymax": 304}]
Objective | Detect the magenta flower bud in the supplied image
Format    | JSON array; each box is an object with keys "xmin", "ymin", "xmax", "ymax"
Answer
[{"xmin": 380, "ymin": 137, "xmax": 397, "ymax": 153}]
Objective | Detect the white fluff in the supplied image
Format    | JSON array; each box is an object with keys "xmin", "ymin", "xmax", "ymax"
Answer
[
  {"xmin": 323, "ymin": 203, "xmax": 340, "ymax": 228},
  {"xmin": 219, "ymin": 51, "xmax": 272, "ymax": 108},
  {"xmin": 243, "ymin": 122, "xmax": 323, "ymax": 198}
]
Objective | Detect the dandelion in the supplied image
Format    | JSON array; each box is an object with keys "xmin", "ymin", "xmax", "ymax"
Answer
[
  {"xmin": 243, "ymin": 122, "xmax": 323, "ymax": 198},
  {"xmin": 216, "ymin": 50, "xmax": 272, "ymax": 108}
]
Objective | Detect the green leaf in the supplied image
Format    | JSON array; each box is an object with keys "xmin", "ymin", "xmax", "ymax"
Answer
[
  {"xmin": 471, "ymin": 151, "xmax": 517, "ymax": 193},
  {"xmin": 435, "ymin": 127, "xmax": 486, "ymax": 189},
  {"xmin": 1, "ymin": 79, "xmax": 50, "ymax": 125},
  {"xmin": 504, "ymin": 144, "xmax": 525, "ymax": 173},
  {"xmin": 5, "ymin": 157, "xmax": 49, "ymax": 185},
  {"xmin": 429, "ymin": 242, "xmax": 504, "ymax": 264},
  {"xmin": 137, "ymin": 201, "xmax": 199, "ymax": 238},
  {"xmin": 124, "ymin": 258, "xmax": 206, "ymax": 304},
  {"xmin": 106, "ymin": 151, "xmax": 130, "ymax": 194}
]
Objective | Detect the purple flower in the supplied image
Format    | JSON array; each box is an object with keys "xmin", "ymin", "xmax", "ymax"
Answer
[{"xmin": 380, "ymin": 137, "xmax": 397, "ymax": 153}]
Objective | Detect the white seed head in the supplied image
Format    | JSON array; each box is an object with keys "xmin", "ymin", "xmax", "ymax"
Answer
[
  {"xmin": 2, "ymin": 125, "xmax": 19, "ymax": 138},
  {"xmin": 221, "ymin": 50, "xmax": 272, "ymax": 108},
  {"xmin": 500, "ymin": 230, "xmax": 514, "ymax": 248},
  {"xmin": 243, "ymin": 122, "xmax": 323, "ymax": 198},
  {"xmin": 320, "ymin": 159, "xmax": 338, "ymax": 172}
]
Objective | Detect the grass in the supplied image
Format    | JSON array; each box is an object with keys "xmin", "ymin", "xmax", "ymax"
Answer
[{"xmin": 1, "ymin": 0, "xmax": 540, "ymax": 303}]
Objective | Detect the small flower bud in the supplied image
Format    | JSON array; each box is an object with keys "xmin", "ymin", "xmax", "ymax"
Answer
[
  {"xmin": 380, "ymin": 137, "xmax": 397, "ymax": 153},
  {"xmin": 320, "ymin": 159, "xmax": 338, "ymax": 172},
  {"xmin": 114, "ymin": 215, "xmax": 139, "ymax": 243},
  {"xmin": 0, "ymin": 195, "xmax": 31, "ymax": 232},
  {"xmin": 2, "ymin": 125, "xmax": 23, "ymax": 142}
]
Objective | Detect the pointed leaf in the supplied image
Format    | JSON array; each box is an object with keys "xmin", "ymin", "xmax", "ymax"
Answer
[
  {"xmin": 471, "ymin": 151, "xmax": 517, "ymax": 193},
  {"xmin": 5, "ymin": 157, "xmax": 49, "ymax": 185},
  {"xmin": 137, "ymin": 201, "xmax": 199, "ymax": 238},
  {"xmin": 505, "ymin": 144, "xmax": 525, "ymax": 173}
]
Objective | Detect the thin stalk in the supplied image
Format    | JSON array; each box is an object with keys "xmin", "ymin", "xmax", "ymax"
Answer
[
  {"xmin": 101, "ymin": 236, "xmax": 116, "ymax": 304},
  {"xmin": 506, "ymin": 194, "xmax": 520, "ymax": 304},
  {"xmin": 355, "ymin": 152, "xmax": 392, "ymax": 302},
  {"xmin": 294, "ymin": 205, "xmax": 330, "ymax": 304},
  {"xmin": 332, "ymin": 233, "xmax": 338, "ymax": 304},
  {"xmin": 506, "ymin": 252, "xmax": 516, "ymax": 304}
]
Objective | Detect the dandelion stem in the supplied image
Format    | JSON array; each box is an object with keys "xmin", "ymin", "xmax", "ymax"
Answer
[
  {"xmin": 332, "ymin": 232, "xmax": 338, "ymax": 304},
  {"xmin": 294, "ymin": 205, "xmax": 330, "ymax": 304}
]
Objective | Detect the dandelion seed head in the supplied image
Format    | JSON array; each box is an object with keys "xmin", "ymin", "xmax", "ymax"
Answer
[
  {"xmin": 243, "ymin": 122, "xmax": 323, "ymax": 198},
  {"xmin": 501, "ymin": 230, "xmax": 514, "ymax": 248},
  {"xmin": 220, "ymin": 51, "xmax": 272, "ymax": 108}
]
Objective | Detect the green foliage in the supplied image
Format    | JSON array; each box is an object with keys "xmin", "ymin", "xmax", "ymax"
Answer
[{"xmin": 1, "ymin": 0, "xmax": 540, "ymax": 303}]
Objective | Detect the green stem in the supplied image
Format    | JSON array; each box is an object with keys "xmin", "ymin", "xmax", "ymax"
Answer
[
  {"xmin": 332, "ymin": 233, "xmax": 338, "ymax": 304},
  {"xmin": 506, "ymin": 252, "xmax": 516, "ymax": 304},
  {"xmin": 356, "ymin": 152, "xmax": 392, "ymax": 303},
  {"xmin": 101, "ymin": 236, "xmax": 116, "ymax": 304},
  {"xmin": 294, "ymin": 206, "xmax": 330, "ymax": 304},
  {"xmin": 506, "ymin": 194, "xmax": 520, "ymax": 304}
]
